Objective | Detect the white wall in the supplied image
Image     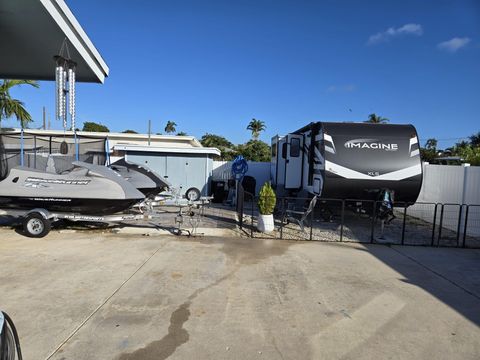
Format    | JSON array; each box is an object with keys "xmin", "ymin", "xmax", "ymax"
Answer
[
  {"xmin": 416, "ymin": 164, "xmax": 480, "ymax": 205},
  {"xmin": 212, "ymin": 161, "xmax": 271, "ymax": 195},
  {"xmin": 411, "ymin": 163, "xmax": 480, "ymax": 237}
]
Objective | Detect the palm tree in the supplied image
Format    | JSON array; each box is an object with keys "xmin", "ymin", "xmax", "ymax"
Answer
[
  {"xmin": 469, "ymin": 132, "xmax": 480, "ymax": 148},
  {"xmin": 247, "ymin": 118, "xmax": 266, "ymax": 140},
  {"xmin": 0, "ymin": 79, "xmax": 39, "ymax": 128},
  {"xmin": 365, "ymin": 113, "xmax": 389, "ymax": 124},
  {"xmin": 425, "ymin": 138, "xmax": 437, "ymax": 150},
  {"xmin": 164, "ymin": 120, "xmax": 177, "ymax": 134}
]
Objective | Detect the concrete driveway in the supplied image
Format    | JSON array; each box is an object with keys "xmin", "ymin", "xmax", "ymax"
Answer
[{"xmin": 0, "ymin": 229, "xmax": 479, "ymax": 360}]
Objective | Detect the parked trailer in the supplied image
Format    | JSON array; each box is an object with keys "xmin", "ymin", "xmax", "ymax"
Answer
[
  {"xmin": 114, "ymin": 145, "xmax": 220, "ymax": 201},
  {"xmin": 0, "ymin": 197, "xmax": 211, "ymax": 238},
  {"xmin": 271, "ymin": 122, "xmax": 423, "ymax": 204}
]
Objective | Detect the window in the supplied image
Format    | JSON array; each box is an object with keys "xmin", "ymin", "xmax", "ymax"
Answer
[
  {"xmin": 290, "ymin": 138, "xmax": 300, "ymax": 157},
  {"xmin": 282, "ymin": 143, "xmax": 287, "ymax": 159},
  {"xmin": 272, "ymin": 143, "xmax": 277, "ymax": 158}
]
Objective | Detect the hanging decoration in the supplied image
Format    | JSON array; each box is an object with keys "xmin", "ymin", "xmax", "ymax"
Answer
[
  {"xmin": 54, "ymin": 39, "xmax": 78, "ymax": 160},
  {"xmin": 54, "ymin": 39, "xmax": 76, "ymax": 131}
]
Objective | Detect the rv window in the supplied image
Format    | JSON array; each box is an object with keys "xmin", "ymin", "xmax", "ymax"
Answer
[
  {"xmin": 272, "ymin": 143, "xmax": 277, "ymax": 158},
  {"xmin": 282, "ymin": 143, "xmax": 287, "ymax": 159},
  {"xmin": 290, "ymin": 138, "xmax": 300, "ymax": 157}
]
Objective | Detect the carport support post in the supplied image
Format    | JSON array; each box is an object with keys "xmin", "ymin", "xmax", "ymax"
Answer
[
  {"xmin": 20, "ymin": 128, "xmax": 24, "ymax": 166},
  {"xmin": 74, "ymin": 130, "xmax": 79, "ymax": 161},
  {"xmin": 33, "ymin": 135, "xmax": 36, "ymax": 169}
]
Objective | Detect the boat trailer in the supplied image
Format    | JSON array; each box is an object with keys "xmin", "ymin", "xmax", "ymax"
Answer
[{"xmin": 0, "ymin": 197, "xmax": 212, "ymax": 238}]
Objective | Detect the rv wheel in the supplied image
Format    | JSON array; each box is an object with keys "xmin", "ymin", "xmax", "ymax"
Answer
[
  {"xmin": 185, "ymin": 187, "xmax": 201, "ymax": 201},
  {"xmin": 23, "ymin": 213, "xmax": 51, "ymax": 238}
]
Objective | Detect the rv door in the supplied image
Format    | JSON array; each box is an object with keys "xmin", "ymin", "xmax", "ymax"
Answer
[{"xmin": 285, "ymin": 134, "xmax": 303, "ymax": 189}]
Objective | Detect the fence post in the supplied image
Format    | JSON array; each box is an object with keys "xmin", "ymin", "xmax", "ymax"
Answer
[
  {"xmin": 279, "ymin": 198, "xmax": 285, "ymax": 240},
  {"xmin": 462, "ymin": 205, "xmax": 469, "ymax": 248},
  {"xmin": 401, "ymin": 205, "xmax": 407, "ymax": 245},
  {"xmin": 437, "ymin": 204, "xmax": 445, "ymax": 247},
  {"xmin": 431, "ymin": 203, "xmax": 438, "ymax": 246},
  {"xmin": 250, "ymin": 194, "xmax": 254, "ymax": 238},
  {"xmin": 310, "ymin": 201, "xmax": 314, "ymax": 241},
  {"xmin": 370, "ymin": 201, "xmax": 376, "ymax": 243},
  {"xmin": 456, "ymin": 205, "xmax": 463, "ymax": 247},
  {"xmin": 340, "ymin": 200, "xmax": 345, "ymax": 242}
]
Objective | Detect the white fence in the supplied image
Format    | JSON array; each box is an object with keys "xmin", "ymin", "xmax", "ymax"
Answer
[
  {"xmin": 212, "ymin": 161, "xmax": 270, "ymax": 195},
  {"xmin": 416, "ymin": 164, "xmax": 480, "ymax": 205},
  {"xmin": 411, "ymin": 163, "xmax": 480, "ymax": 237},
  {"xmin": 213, "ymin": 162, "xmax": 480, "ymax": 204}
]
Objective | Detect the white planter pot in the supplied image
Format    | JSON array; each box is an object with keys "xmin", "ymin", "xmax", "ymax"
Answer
[{"xmin": 257, "ymin": 214, "xmax": 274, "ymax": 233}]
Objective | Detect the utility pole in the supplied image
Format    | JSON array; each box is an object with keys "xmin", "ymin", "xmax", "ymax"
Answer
[
  {"xmin": 42, "ymin": 106, "xmax": 46, "ymax": 130},
  {"xmin": 148, "ymin": 119, "xmax": 151, "ymax": 145}
]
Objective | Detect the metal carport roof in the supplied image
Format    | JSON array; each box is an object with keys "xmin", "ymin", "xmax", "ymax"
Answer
[{"xmin": 0, "ymin": 0, "xmax": 109, "ymax": 83}]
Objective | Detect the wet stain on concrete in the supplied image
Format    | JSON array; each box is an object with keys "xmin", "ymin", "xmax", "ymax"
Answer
[
  {"xmin": 118, "ymin": 302, "xmax": 191, "ymax": 360},
  {"xmin": 170, "ymin": 272, "xmax": 183, "ymax": 279},
  {"xmin": 219, "ymin": 238, "xmax": 293, "ymax": 265},
  {"xmin": 118, "ymin": 237, "xmax": 294, "ymax": 359},
  {"xmin": 173, "ymin": 236, "xmax": 294, "ymax": 265}
]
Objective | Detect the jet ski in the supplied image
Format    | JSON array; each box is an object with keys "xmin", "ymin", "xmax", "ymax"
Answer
[
  {"xmin": 0, "ymin": 161, "xmax": 145, "ymax": 215},
  {"xmin": 109, "ymin": 158, "xmax": 170, "ymax": 198}
]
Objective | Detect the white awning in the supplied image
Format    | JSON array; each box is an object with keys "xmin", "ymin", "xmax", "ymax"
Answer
[
  {"xmin": 0, "ymin": 0, "xmax": 109, "ymax": 83},
  {"xmin": 114, "ymin": 145, "xmax": 221, "ymax": 157}
]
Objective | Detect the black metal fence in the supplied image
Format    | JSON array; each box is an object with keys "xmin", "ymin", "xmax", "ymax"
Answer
[{"xmin": 237, "ymin": 193, "xmax": 480, "ymax": 248}]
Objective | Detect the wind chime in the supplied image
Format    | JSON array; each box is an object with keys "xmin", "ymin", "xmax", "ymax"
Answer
[{"xmin": 54, "ymin": 39, "xmax": 78, "ymax": 158}]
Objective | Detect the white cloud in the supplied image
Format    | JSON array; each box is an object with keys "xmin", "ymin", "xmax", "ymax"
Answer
[
  {"xmin": 437, "ymin": 37, "xmax": 471, "ymax": 52},
  {"xmin": 326, "ymin": 84, "xmax": 356, "ymax": 93},
  {"xmin": 367, "ymin": 23, "xmax": 423, "ymax": 45}
]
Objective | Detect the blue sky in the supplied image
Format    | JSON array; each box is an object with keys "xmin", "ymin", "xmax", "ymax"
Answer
[{"xmin": 7, "ymin": 0, "xmax": 480, "ymax": 148}]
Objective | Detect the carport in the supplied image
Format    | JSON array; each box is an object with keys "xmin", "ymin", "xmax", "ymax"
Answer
[{"xmin": 0, "ymin": 0, "xmax": 109, "ymax": 83}]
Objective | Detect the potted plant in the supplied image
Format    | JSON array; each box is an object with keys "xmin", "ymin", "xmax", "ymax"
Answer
[{"xmin": 257, "ymin": 182, "xmax": 276, "ymax": 232}]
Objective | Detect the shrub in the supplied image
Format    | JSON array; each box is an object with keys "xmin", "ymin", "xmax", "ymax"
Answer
[{"xmin": 258, "ymin": 182, "xmax": 276, "ymax": 215}]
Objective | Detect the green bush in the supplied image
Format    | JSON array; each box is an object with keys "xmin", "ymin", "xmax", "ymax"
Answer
[{"xmin": 258, "ymin": 182, "xmax": 276, "ymax": 215}]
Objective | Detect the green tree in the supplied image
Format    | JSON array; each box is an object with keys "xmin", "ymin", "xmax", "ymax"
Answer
[
  {"xmin": 0, "ymin": 79, "xmax": 39, "ymax": 128},
  {"xmin": 236, "ymin": 140, "xmax": 271, "ymax": 162},
  {"xmin": 364, "ymin": 113, "xmax": 389, "ymax": 124},
  {"xmin": 454, "ymin": 145, "xmax": 480, "ymax": 166},
  {"xmin": 164, "ymin": 121, "xmax": 177, "ymax": 134},
  {"xmin": 425, "ymin": 138, "xmax": 437, "ymax": 150},
  {"xmin": 420, "ymin": 138, "xmax": 438, "ymax": 163},
  {"xmin": 247, "ymin": 118, "xmax": 266, "ymax": 140},
  {"xmin": 450, "ymin": 133, "xmax": 480, "ymax": 166},
  {"xmin": 454, "ymin": 140, "xmax": 470, "ymax": 150},
  {"xmin": 469, "ymin": 132, "xmax": 480, "ymax": 148},
  {"xmin": 82, "ymin": 121, "xmax": 110, "ymax": 132},
  {"xmin": 177, "ymin": 131, "xmax": 187, "ymax": 136},
  {"xmin": 122, "ymin": 129, "xmax": 138, "ymax": 134},
  {"xmin": 200, "ymin": 133, "xmax": 236, "ymax": 160}
]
